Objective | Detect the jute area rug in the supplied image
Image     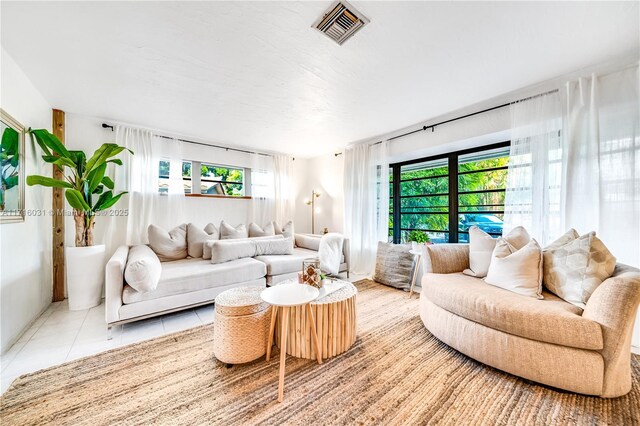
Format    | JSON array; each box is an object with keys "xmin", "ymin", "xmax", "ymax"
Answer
[{"xmin": 1, "ymin": 280, "xmax": 639, "ymax": 425}]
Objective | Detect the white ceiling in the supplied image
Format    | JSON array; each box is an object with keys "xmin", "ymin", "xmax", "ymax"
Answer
[{"xmin": 2, "ymin": 1, "xmax": 638, "ymax": 157}]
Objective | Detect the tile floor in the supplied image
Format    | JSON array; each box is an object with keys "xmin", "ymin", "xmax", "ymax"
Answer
[{"xmin": 1, "ymin": 274, "xmax": 368, "ymax": 394}]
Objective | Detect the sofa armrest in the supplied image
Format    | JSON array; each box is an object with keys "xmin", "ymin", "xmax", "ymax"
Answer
[
  {"xmin": 105, "ymin": 245, "xmax": 129, "ymax": 326},
  {"xmin": 294, "ymin": 233, "xmax": 321, "ymax": 251},
  {"xmin": 582, "ymin": 263, "xmax": 640, "ymax": 397},
  {"xmin": 421, "ymin": 244, "xmax": 469, "ymax": 274}
]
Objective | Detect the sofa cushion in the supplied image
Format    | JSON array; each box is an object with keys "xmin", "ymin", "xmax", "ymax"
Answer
[
  {"xmin": 220, "ymin": 221, "xmax": 248, "ymax": 239},
  {"xmin": 210, "ymin": 237, "xmax": 293, "ymax": 264},
  {"xmin": 543, "ymin": 230, "xmax": 616, "ymax": 308},
  {"xmin": 274, "ymin": 221, "xmax": 294, "ymax": 241},
  {"xmin": 485, "ymin": 238, "xmax": 543, "ymax": 299},
  {"xmin": 203, "ymin": 235, "xmax": 284, "ymax": 260},
  {"xmin": 463, "ymin": 226, "xmax": 531, "ymax": 278},
  {"xmin": 124, "ymin": 245, "xmax": 161, "ymax": 293},
  {"xmin": 248, "ymin": 222, "xmax": 275, "ymax": 238},
  {"xmin": 148, "ymin": 224, "xmax": 188, "ymax": 261},
  {"xmin": 422, "ymin": 272, "xmax": 603, "ymax": 350},
  {"xmin": 122, "ymin": 257, "xmax": 266, "ymax": 304},
  {"xmin": 187, "ymin": 223, "xmax": 219, "ymax": 258},
  {"xmin": 255, "ymin": 247, "xmax": 319, "ymax": 276}
]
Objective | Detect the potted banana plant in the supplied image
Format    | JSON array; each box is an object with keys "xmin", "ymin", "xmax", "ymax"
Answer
[{"xmin": 27, "ymin": 129, "xmax": 132, "ymax": 310}]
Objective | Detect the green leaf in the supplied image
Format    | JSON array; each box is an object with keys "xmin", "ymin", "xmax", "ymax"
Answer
[
  {"xmin": 52, "ymin": 157, "xmax": 76, "ymax": 169},
  {"xmin": 26, "ymin": 175, "xmax": 73, "ymax": 188},
  {"xmin": 65, "ymin": 189, "xmax": 90, "ymax": 211},
  {"xmin": 30, "ymin": 129, "xmax": 71, "ymax": 158},
  {"xmin": 69, "ymin": 150, "xmax": 86, "ymax": 177},
  {"xmin": 106, "ymin": 159, "xmax": 123, "ymax": 166},
  {"xmin": 94, "ymin": 190, "xmax": 112, "ymax": 210},
  {"xmin": 88, "ymin": 163, "xmax": 106, "ymax": 193},
  {"xmin": 4, "ymin": 175, "xmax": 18, "ymax": 189},
  {"xmin": 95, "ymin": 191, "xmax": 126, "ymax": 211},
  {"xmin": 101, "ymin": 176, "xmax": 114, "ymax": 190},
  {"xmin": 92, "ymin": 184, "xmax": 104, "ymax": 194},
  {"xmin": 1, "ymin": 128, "xmax": 19, "ymax": 154},
  {"xmin": 85, "ymin": 144, "xmax": 131, "ymax": 176}
]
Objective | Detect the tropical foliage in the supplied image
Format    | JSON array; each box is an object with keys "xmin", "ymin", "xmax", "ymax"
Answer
[
  {"xmin": 390, "ymin": 155, "xmax": 509, "ymax": 243},
  {"xmin": 27, "ymin": 129, "xmax": 132, "ymax": 246},
  {"xmin": 406, "ymin": 230, "xmax": 430, "ymax": 244},
  {"xmin": 0, "ymin": 127, "xmax": 20, "ymax": 211},
  {"xmin": 158, "ymin": 161, "xmax": 243, "ymax": 196}
]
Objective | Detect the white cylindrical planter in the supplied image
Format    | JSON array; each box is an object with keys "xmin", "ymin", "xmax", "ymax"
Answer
[{"xmin": 66, "ymin": 244, "xmax": 106, "ymax": 311}]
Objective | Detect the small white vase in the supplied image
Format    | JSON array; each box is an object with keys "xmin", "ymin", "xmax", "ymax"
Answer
[{"xmin": 66, "ymin": 244, "xmax": 106, "ymax": 311}]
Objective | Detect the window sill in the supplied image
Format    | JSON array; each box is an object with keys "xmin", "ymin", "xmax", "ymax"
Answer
[{"xmin": 185, "ymin": 194, "xmax": 252, "ymax": 200}]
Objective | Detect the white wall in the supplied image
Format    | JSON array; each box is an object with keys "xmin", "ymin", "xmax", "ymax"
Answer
[
  {"xmin": 293, "ymin": 153, "xmax": 344, "ymax": 235},
  {"xmin": 0, "ymin": 48, "xmax": 53, "ymax": 353}
]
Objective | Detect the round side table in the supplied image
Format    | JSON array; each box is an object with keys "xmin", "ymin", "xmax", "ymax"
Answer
[
  {"xmin": 275, "ymin": 279, "xmax": 357, "ymax": 360},
  {"xmin": 261, "ymin": 283, "xmax": 322, "ymax": 403}
]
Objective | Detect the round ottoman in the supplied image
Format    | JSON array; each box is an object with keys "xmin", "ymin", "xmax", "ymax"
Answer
[{"xmin": 213, "ymin": 286, "xmax": 272, "ymax": 364}]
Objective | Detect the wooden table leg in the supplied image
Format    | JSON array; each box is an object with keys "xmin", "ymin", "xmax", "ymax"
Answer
[
  {"xmin": 266, "ymin": 306, "xmax": 277, "ymax": 361},
  {"xmin": 306, "ymin": 303, "xmax": 323, "ymax": 364},
  {"xmin": 409, "ymin": 254, "xmax": 421, "ymax": 298},
  {"xmin": 278, "ymin": 306, "xmax": 289, "ymax": 403}
]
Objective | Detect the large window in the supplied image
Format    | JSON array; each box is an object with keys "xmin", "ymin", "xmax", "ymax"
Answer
[
  {"xmin": 158, "ymin": 160, "xmax": 245, "ymax": 197},
  {"xmin": 159, "ymin": 160, "xmax": 192, "ymax": 194},
  {"xmin": 390, "ymin": 142, "xmax": 510, "ymax": 243},
  {"xmin": 200, "ymin": 163, "xmax": 244, "ymax": 196}
]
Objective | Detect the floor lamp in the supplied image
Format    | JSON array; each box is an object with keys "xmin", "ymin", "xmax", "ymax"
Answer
[{"xmin": 304, "ymin": 190, "xmax": 321, "ymax": 234}]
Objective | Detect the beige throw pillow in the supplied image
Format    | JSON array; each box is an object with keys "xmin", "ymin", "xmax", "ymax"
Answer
[
  {"xmin": 485, "ymin": 238, "xmax": 543, "ymax": 299},
  {"xmin": 220, "ymin": 221, "xmax": 248, "ymax": 239},
  {"xmin": 203, "ymin": 235, "xmax": 284, "ymax": 259},
  {"xmin": 543, "ymin": 230, "xmax": 616, "ymax": 307},
  {"xmin": 124, "ymin": 245, "xmax": 162, "ymax": 293},
  {"xmin": 463, "ymin": 225, "xmax": 531, "ymax": 278},
  {"xmin": 187, "ymin": 223, "xmax": 219, "ymax": 258},
  {"xmin": 274, "ymin": 221, "xmax": 294, "ymax": 239},
  {"xmin": 248, "ymin": 222, "xmax": 276, "ymax": 238},
  {"xmin": 148, "ymin": 224, "xmax": 188, "ymax": 261},
  {"xmin": 210, "ymin": 237, "xmax": 293, "ymax": 264}
]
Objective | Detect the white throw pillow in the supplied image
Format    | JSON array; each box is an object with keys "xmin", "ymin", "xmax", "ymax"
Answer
[
  {"xmin": 274, "ymin": 221, "xmax": 294, "ymax": 247},
  {"xmin": 187, "ymin": 223, "xmax": 219, "ymax": 258},
  {"xmin": 148, "ymin": 224, "xmax": 188, "ymax": 261},
  {"xmin": 203, "ymin": 234, "xmax": 284, "ymax": 259},
  {"xmin": 543, "ymin": 230, "xmax": 616, "ymax": 307},
  {"xmin": 210, "ymin": 237, "xmax": 293, "ymax": 264},
  {"xmin": 248, "ymin": 222, "xmax": 276, "ymax": 238},
  {"xmin": 220, "ymin": 221, "xmax": 249, "ymax": 239},
  {"xmin": 463, "ymin": 225, "xmax": 531, "ymax": 278},
  {"xmin": 485, "ymin": 238, "xmax": 543, "ymax": 299},
  {"xmin": 124, "ymin": 245, "xmax": 162, "ymax": 293}
]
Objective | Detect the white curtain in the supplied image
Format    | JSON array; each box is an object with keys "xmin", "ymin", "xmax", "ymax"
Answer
[
  {"xmin": 562, "ymin": 66, "xmax": 639, "ymax": 266},
  {"xmin": 115, "ymin": 126, "xmax": 186, "ymax": 245},
  {"xmin": 505, "ymin": 63, "xmax": 639, "ymax": 266},
  {"xmin": 343, "ymin": 141, "xmax": 389, "ymax": 275},
  {"xmin": 504, "ymin": 91, "xmax": 563, "ymax": 245},
  {"xmin": 250, "ymin": 153, "xmax": 275, "ymax": 226},
  {"xmin": 273, "ymin": 154, "xmax": 295, "ymax": 224}
]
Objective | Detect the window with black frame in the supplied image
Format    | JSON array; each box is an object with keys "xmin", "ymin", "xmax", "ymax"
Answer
[{"xmin": 390, "ymin": 142, "xmax": 510, "ymax": 244}]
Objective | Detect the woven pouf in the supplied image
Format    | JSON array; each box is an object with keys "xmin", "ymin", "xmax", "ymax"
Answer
[{"xmin": 213, "ymin": 286, "xmax": 272, "ymax": 364}]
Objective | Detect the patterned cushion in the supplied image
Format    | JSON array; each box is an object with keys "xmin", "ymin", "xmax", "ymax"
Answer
[
  {"xmin": 373, "ymin": 242, "xmax": 414, "ymax": 290},
  {"xmin": 543, "ymin": 231, "xmax": 616, "ymax": 307}
]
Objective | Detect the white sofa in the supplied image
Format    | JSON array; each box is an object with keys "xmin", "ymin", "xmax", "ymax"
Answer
[{"xmin": 105, "ymin": 233, "xmax": 349, "ymax": 333}]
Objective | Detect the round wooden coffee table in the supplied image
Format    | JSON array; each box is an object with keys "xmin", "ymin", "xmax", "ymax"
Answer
[{"xmin": 275, "ymin": 279, "xmax": 357, "ymax": 361}]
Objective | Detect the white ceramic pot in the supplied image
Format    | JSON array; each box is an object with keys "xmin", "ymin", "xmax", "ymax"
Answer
[{"xmin": 66, "ymin": 244, "xmax": 106, "ymax": 311}]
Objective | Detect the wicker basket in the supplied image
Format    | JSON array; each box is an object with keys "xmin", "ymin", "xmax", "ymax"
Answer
[{"xmin": 213, "ymin": 286, "xmax": 271, "ymax": 364}]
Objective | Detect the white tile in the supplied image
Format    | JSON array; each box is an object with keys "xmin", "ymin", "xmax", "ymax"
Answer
[
  {"xmin": 195, "ymin": 304, "xmax": 215, "ymax": 324},
  {"xmin": 120, "ymin": 319, "xmax": 165, "ymax": 345},
  {"xmin": 3, "ymin": 346, "xmax": 68, "ymax": 377},
  {"xmin": 162, "ymin": 310, "xmax": 202, "ymax": 333},
  {"xmin": 0, "ymin": 340, "xmax": 27, "ymax": 373}
]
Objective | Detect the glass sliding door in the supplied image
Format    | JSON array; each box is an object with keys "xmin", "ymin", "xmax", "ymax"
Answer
[
  {"xmin": 398, "ymin": 158, "xmax": 450, "ymax": 243},
  {"xmin": 389, "ymin": 142, "xmax": 510, "ymax": 244},
  {"xmin": 457, "ymin": 146, "xmax": 510, "ymax": 242}
]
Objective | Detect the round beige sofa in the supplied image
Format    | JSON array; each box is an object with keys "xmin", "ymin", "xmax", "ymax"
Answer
[{"xmin": 418, "ymin": 243, "xmax": 640, "ymax": 398}]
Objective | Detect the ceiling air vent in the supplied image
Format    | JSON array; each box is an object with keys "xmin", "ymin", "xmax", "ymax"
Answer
[{"xmin": 312, "ymin": 1, "xmax": 370, "ymax": 46}]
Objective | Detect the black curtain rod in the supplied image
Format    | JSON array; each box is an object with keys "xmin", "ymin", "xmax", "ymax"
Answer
[
  {"xmin": 101, "ymin": 123, "xmax": 274, "ymax": 157},
  {"xmin": 370, "ymin": 88, "xmax": 560, "ymax": 146}
]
